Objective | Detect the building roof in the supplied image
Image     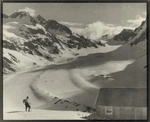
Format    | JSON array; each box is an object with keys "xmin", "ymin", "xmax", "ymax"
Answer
[{"xmin": 96, "ymin": 88, "xmax": 147, "ymax": 107}]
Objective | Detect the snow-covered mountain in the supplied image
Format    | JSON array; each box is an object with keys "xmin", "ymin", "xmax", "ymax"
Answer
[
  {"xmin": 3, "ymin": 11, "xmax": 99, "ymax": 74},
  {"xmin": 93, "ymin": 20, "xmax": 147, "ymax": 89},
  {"xmin": 107, "ymin": 29, "xmax": 136, "ymax": 45},
  {"xmin": 36, "ymin": 15, "xmax": 47, "ymax": 25},
  {"xmin": 3, "ymin": 11, "xmax": 37, "ymax": 25},
  {"xmin": 36, "ymin": 15, "xmax": 72, "ymax": 36},
  {"xmin": 118, "ymin": 20, "xmax": 146, "ymax": 59},
  {"xmin": 44, "ymin": 20, "xmax": 72, "ymax": 36},
  {"xmin": 107, "ymin": 20, "xmax": 146, "ymax": 47},
  {"xmin": 111, "ymin": 20, "xmax": 146, "ymax": 88},
  {"xmin": 129, "ymin": 21, "xmax": 146, "ymax": 47}
]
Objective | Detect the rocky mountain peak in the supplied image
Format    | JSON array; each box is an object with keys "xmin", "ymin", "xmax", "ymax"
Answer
[
  {"xmin": 10, "ymin": 11, "xmax": 30, "ymax": 18},
  {"xmin": 3, "ymin": 14, "xmax": 9, "ymax": 18},
  {"xmin": 36, "ymin": 15, "xmax": 46, "ymax": 25},
  {"xmin": 134, "ymin": 20, "xmax": 146, "ymax": 33},
  {"xmin": 44, "ymin": 20, "xmax": 72, "ymax": 35},
  {"xmin": 129, "ymin": 20, "xmax": 146, "ymax": 46},
  {"xmin": 121, "ymin": 29, "xmax": 134, "ymax": 33},
  {"xmin": 7, "ymin": 11, "xmax": 37, "ymax": 25},
  {"xmin": 112, "ymin": 29, "xmax": 135, "ymax": 42}
]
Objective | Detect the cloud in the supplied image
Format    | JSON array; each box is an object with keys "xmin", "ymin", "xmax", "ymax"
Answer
[
  {"xmin": 18, "ymin": 7, "xmax": 36, "ymax": 17},
  {"xmin": 69, "ymin": 27, "xmax": 85, "ymax": 34},
  {"xmin": 60, "ymin": 21, "xmax": 87, "ymax": 35},
  {"xmin": 60, "ymin": 21, "xmax": 86, "ymax": 28},
  {"xmin": 123, "ymin": 15, "xmax": 146, "ymax": 28},
  {"xmin": 81, "ymin": 21, "xmax": 134, "ymax": 40},
  {"xmin": 60, "ymin": 14, "xmax": 146, "ymax": 41},
  {"xmin": 63, "ymin": 21, "xmax": 135, "ymax": 40}
]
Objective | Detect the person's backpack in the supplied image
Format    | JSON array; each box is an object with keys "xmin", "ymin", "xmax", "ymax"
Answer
[{"xmin": 23, "ymin": 99, "xmax": 26, "ymax": 104}]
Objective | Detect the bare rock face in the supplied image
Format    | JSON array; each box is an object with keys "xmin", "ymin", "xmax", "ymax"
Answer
[
  {"xmin": 3, "ymin": 11, "xmax": 100, "ymax": 73},
  {"xmin": 113, "ymin": 29, "xmax": 136, "ymax": 42},
  {"xmin": 44, "ymin": 20, "xmax": 72, "ymax": 36}
]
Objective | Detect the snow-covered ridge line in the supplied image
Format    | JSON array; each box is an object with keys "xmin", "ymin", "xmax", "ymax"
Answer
[{"xmin": 3, "ymin": 11, "xmax": 105, "ymax": 74}]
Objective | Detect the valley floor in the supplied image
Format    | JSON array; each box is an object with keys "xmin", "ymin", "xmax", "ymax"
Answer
[
  {"xmin": 3, "ymin": 44, "xmax": 146, "ymax": 120},
  {"xmin": 4, "ymin": 108, "xmax": 90, "ymax": 120}
]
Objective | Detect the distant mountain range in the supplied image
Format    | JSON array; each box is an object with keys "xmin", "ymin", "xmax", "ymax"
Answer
[
  {"xmin": 3, "ymin": 11, "xmax": 99, "ymax": 73},
  {"xmin": 107, "ymin": 21, "xmax": 146, "ymax": 45},
  {"xmin": 3, "ymin": 11, "xmax": 146, "ymax": 74}
]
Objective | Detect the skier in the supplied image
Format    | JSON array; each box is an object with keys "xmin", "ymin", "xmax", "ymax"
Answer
[{"xmin": 23, "ymin": 96, "xmax": 31, "ymax": 112}]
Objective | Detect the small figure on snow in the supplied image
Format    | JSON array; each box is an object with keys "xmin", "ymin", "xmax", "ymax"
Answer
[{"xmin": 23, "ymin": 96, "xmax": 31, "ymax": 112}]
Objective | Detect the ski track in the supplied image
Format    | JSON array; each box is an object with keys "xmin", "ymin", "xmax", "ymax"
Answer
[
  {"xmin": 69, "ymin": 69, "xmax": 99, "ymax": 90},
  {"xmin": 3, "ymin": 64, "xmax": 96, "ymax": 120},
  {"xmin": 4, "ymin": 54, "xmax": 131, "ymax": 119},
  {"xmin": 4, "ymin": 57, "xmax": 134, "ymax": 110}
]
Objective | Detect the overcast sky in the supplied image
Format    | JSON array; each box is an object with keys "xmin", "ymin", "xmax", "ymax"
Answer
[
  {"xmin": 3, "ymin": 3, "xmax": 146, "ymax": 40},
  {"xmin": 3, "ymin": 3, "xmax": 146, "ymax": 25}
]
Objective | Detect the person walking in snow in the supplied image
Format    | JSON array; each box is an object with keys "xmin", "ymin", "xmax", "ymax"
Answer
[{"xmin": 23, "ymin": 96, "xmax": 31, "ymax": 112}]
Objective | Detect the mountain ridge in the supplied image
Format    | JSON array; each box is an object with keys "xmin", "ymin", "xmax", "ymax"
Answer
[{"xmin": 3, "ymin": 11, "xmax": 101, "ymax": 74}]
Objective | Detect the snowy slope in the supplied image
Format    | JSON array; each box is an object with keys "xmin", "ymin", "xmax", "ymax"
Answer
[
  {"xmin": 3, "ymin": 12, "xmax": 101, "ymax": 74},
  {"xmin": 4, "ymin": 109, "xmax": 90, "ymax": 120},
  {"xmin": 84, "ymin": 20, "xmax": 147, "ymax": 89}
]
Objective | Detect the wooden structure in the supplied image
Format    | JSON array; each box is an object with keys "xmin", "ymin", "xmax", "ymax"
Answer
[{"xmin": 95, "ymin": 88, "xmax": 147, "ymax": 120}]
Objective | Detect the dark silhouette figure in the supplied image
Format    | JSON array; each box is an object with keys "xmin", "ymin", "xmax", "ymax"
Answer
[{"xmin": 23, "ymin": 96, "xmax": 31, "ymax": 112}]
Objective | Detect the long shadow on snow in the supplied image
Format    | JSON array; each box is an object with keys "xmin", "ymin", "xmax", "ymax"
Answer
[
  {"xmin": 36, "ymin": 88, "xmax": 98, "ymax": 111},
  {"xmin": 27, "ymin": 47, "xmax": 134, "ymax": 73},
  {"xmin": 7, "ymin": 111, "xmax": 24, "ymax": 114}
]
